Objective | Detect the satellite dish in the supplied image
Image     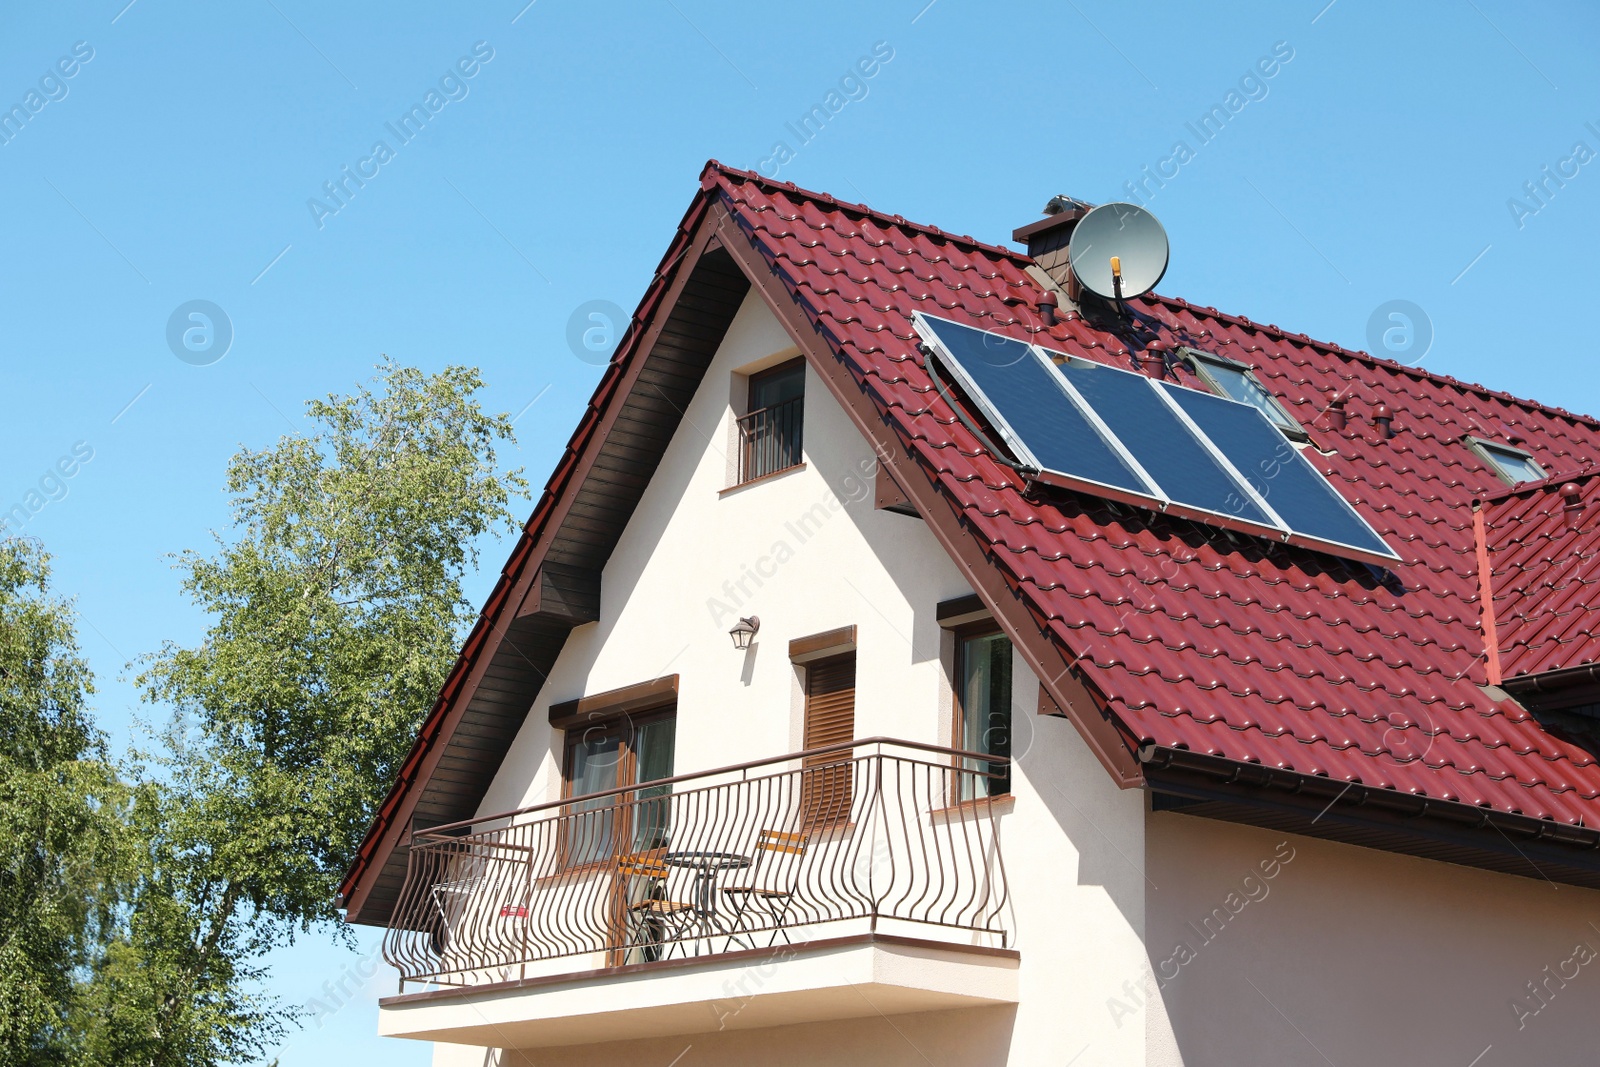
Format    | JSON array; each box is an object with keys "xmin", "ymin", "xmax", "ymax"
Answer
[{"xmin": 1067, "ymin": 202, "xmax": 1170, "ymax": 302}]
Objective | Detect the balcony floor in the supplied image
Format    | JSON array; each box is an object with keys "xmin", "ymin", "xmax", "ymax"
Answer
[{"xmin": 378, "ymin": 932, "xmax": 1020, "ymax": 1050}]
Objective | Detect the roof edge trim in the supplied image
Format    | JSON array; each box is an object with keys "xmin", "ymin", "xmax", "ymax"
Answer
[
  {"xmin": 338, "ymin": 184, "xmax": 728, "ymax": 920},
  {"xmin": 1143, "ymin": 743, "xmax": 1600, "ymax": 846}
]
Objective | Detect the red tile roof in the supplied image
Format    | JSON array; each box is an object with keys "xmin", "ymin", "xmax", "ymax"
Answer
[
  {"xmin": 702, "ymin": 161, "xmax": 1600, "ymax": 827},
  {"xmin": 1478, "ymin": 468, "xmax": 1600, "ymax": 682}
]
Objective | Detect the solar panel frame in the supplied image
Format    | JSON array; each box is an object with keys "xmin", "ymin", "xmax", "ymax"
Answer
[
  {"xmin": 913, "ymin": 312, "xmax": 1045, "ymax": 470},
  {"xmin": 913, "ymin": 311, "xmax": 1163, "ymax": 507},
  {"xmin": 1047, "ymin": 360, "xmax": 1173, "ymax": 500},
  {"xmin": 1141, "ymin": 372, "xmax": 1289, "ymax": 528},
  {"xmin": 913, "ymin": 313, "xmax": 1402, "ymax": 567},
  {"xmin": 1158, "ymin": 381, "xmax": 1400, "ymax": 563},
  {"xmin": 1054, "ymin": 354, "xmax": 1283, "ymax": 535}
]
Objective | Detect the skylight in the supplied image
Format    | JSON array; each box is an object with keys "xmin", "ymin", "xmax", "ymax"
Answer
[
  {"xmin": 1185, "ymin": 350, "xmax": 1306, "ymax": 438},
  {"xmin": 915, "ymin": 313, "xmax": 1399, "ymax": 566},
  {"xmin": 1466, "ymin": 436, "xmax": 1546, "ymax": 486}
]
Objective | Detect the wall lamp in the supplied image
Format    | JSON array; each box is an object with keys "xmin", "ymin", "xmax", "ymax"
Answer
[{"xmin": 728, "ymin": 616, "xmax": 760, "ymax": 650}]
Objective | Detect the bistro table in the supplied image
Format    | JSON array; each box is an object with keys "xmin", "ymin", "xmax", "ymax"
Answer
[{"xmin": 662, "ymin": 850, "xmax": 752, "ymax": 954}]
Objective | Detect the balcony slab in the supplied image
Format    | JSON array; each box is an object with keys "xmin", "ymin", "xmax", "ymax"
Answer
[{"xmin": 378, "ymin": 933, "xmax": 1019, "ymax": 1050}]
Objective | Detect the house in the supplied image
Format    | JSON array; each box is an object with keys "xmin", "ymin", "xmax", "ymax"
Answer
[{"xmin": 338, "ymin": 162, "xmax": 1600, "ymax": 1065}]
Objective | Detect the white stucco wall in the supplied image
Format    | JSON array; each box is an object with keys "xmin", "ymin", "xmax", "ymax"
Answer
[{"xmin": 1143, "ymin": 811, "xmax": 1600, "ymax": 1066}]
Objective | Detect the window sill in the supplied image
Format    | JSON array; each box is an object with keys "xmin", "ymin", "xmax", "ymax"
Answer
[
  {"xmin": 720, "ymin": 463, "xmax": 806, "ymax": 496},
  {"xmin": 928, "ymin": 794, "xmax": 1014, "ymax": 823}
]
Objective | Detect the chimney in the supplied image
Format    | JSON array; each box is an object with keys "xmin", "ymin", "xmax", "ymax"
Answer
[{"xmin": 1014, "ymin": 195, "xmax": 1093, "ymax": 293}]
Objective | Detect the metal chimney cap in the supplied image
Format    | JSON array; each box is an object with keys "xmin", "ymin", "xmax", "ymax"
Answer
[{"xmin": 1043, "ymin": 194, "xmax": 1092, "ymax": 216}]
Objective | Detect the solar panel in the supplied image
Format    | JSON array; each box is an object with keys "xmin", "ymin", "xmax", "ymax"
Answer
[
  {"xmin": 1056, "ymin": 359, "xmax": 1274, "ymax": 528},
  {"xmin": 914, "ymin": 312, "xmax": 1399, "ymax": 565},
  {"xmin": 916, "ymin": 315, "xmax": 1153, "ymax": 497},
  {"xmin": 1159, "ymin": 383, "xmax": 1395, "ymax": 559}
]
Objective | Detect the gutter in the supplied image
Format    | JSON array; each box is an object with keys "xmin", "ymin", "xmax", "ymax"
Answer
[
  {"xmin": 1500, "ymin": 661, "xmax": 1600, "ymax": 697},
  {"xmin": 1139, "ymin": 743, "xmax": 1600, "ymax": 852}
]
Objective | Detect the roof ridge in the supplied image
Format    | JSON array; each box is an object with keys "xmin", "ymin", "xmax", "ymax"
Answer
[
  {"xmin": 1145, "ymin": 293, "xmax": 1600, "ymax": 433},
  {"xmin": 701, "ymin": 159, "xmax": 1031, "ymax": 266},
  {"xmin": 699, "ymin": 160, "xmax": 1600, "ymax": 435}
]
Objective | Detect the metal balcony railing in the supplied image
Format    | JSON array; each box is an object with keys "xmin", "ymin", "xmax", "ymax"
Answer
[
  {"xmin": 382, "ymin": 738, "xmax": 1011, "ymax": 989},
  {"xmin": 735, "ymin": 396, "xmax": 803, "ymax": 484}
]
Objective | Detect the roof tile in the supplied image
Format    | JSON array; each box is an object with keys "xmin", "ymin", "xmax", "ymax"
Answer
[{"xmin": 1480, "ymin": 468, "xmax": 1600, "ymax": 680}]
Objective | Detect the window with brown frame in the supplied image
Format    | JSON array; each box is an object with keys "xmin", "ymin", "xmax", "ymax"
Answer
[
  {"xmin": 953, "ymin": 622, "xmax": 1012, "ymax": 800},
  {"xmin": 735, "ymin": 358, "xmax": 805, "ymax": 485},
  {"xmin": 560, "ymin": 708, "xmax": 677, "ymax": 868},
  {"xmin": 799, "ymin": 651, "xmax": 856, "ymax": 830}
]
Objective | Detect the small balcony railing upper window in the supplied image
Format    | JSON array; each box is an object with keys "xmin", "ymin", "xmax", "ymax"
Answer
[{"xmin": 736, "ymin": 359, "xmax": 804, "ymax": 485}]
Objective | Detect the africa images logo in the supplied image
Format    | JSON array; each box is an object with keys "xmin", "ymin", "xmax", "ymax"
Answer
[
  {"xmin": 166, "ymin": 300, "xmax": 234, "ymax": 366},
  {"xmin": 0, "ymin": 41, "xmax": 94, "ymax": 147}
]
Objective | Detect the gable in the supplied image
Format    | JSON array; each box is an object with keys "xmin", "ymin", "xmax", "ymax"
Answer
[
  {"xmin": 469, "ymin": 288, "xmax": 976, "ymax": 822},
  {"xmin": 1478, "ymin": 467, "xmax": 1600, "ymax": 684}
]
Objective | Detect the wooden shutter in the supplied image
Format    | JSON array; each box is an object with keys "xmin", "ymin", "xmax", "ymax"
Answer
[{"xmin": 801, "ymin": 652, "xmax": 856, "ymax": 829}]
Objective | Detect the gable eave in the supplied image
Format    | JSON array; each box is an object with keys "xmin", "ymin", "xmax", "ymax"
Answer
[{"xmin": 340, "ymin": 190, "xmax": 750, "ymax": 925}]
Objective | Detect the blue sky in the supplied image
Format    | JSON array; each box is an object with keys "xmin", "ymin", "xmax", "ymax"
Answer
[{"xmin": 2, "ymin": 1, "xmax": 1595, "ymax": 1062}]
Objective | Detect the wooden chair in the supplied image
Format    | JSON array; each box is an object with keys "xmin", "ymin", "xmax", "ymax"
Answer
[
  {"xmin": 617, "ymin": 850, "xmax": 695, "ymax": 961},
  {"xmin": 721, "ymin": 830, "xmax": 808, "ymax": 946}
]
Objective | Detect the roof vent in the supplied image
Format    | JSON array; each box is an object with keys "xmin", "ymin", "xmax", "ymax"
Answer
[
  {"xmin": 1371, "ymin": 404, "xmax": 1395, "ymax": 440},
  {"xmin": 1325, "ymin": 390, "xmax": 1350, "ymax": 432}
]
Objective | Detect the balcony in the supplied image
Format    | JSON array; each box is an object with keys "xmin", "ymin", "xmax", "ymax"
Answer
[
  {"xmin": 379, "ymin": 739, "xmax": 1016, "ymax": 1049},
  {"xmin": 735, "ymin": 395, "xmax": 803, "ymax": 484}
]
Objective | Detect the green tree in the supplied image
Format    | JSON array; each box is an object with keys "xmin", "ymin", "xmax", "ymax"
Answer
[
  {"xmin": 66, "ymin": 773, "xmax": 285, "ymax": 1066},
  {"xmin": 0, "ymin": 538, "xmax": 122, "ymax": 1066},
  {"xmin": 118, "ymin": 359, "xmax": 526, "ymax": 1061}
]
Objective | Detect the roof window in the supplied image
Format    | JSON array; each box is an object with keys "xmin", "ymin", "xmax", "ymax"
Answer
[
  {"xmin": 1184, "ymin": 350, "xmax": 1306, "ymax": 439},
  {"xmin": 1465, "ymin": 436, "xmax": 1545, "ymax": 486}
]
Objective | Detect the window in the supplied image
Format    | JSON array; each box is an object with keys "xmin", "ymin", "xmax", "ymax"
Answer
[
  {"xmin": 736, "ymin": 359, "xmax": 805, "ymax": 484},
  {"xmin": 1465, "ymin": 436, "xmax": 1546, "ymax": 486},
  {"xmin": 800, "ymin": 651, "xmax": 855, "ymax": 829},
  {"xmin": 561, "ymin": 710, "xmax": 676, "ymax": 866},
  {"xmin": 954, "ymin": 625, "xmax": 1012, "ymax": 800},
  {"xmin": 1186, "ymin": 351, "xmax": 1306, "ymax": 438}
]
